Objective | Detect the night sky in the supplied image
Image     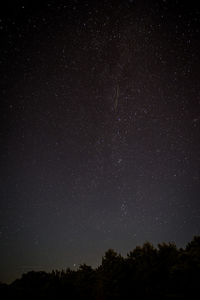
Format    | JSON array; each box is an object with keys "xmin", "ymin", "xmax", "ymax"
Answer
[{"xmin": 1, "ymin": 0, "xmax": 200, "ymax": 283}]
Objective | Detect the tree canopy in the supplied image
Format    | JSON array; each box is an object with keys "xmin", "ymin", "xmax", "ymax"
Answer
[{"xmin": 1, "ymin": 236, "xmax": 200, "ymax": 299}]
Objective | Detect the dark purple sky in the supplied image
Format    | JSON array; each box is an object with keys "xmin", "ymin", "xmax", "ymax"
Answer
[{"xmin": 1, "ymin": 0, "xmax": 200, "ymax": 283}]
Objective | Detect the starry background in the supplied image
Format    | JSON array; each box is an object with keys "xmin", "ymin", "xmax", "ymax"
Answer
[{"xmin": 1, "ymin": 0, "xmax": 200, "ymax": 283}]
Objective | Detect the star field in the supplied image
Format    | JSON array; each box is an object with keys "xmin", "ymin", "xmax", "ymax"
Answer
[{"xmin": 1, "ymin": 0, "xmax": 200, "ymax": 283}]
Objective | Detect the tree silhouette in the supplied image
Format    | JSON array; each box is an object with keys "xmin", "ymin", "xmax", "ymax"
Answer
[
  {"xmin": 1, "ymin": 236, "xmax": 200, "ymax": 299},
  {"xmin": 127, "ymin": 242, "xmax": 158, "ymax": 298},
  {"xmin": 97, "ymin": 249, "xmax": 126, "ymax": 299}
]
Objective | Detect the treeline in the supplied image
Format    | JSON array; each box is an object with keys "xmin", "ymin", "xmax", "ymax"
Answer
[{"xmin": 1, "ymin": 236, "xmax": 200, "ymax": 299}]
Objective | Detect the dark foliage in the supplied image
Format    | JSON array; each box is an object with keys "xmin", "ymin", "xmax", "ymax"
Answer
[{"xmin": 1, "ymin": 236, "xmax": 200, "ymax": 299}]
